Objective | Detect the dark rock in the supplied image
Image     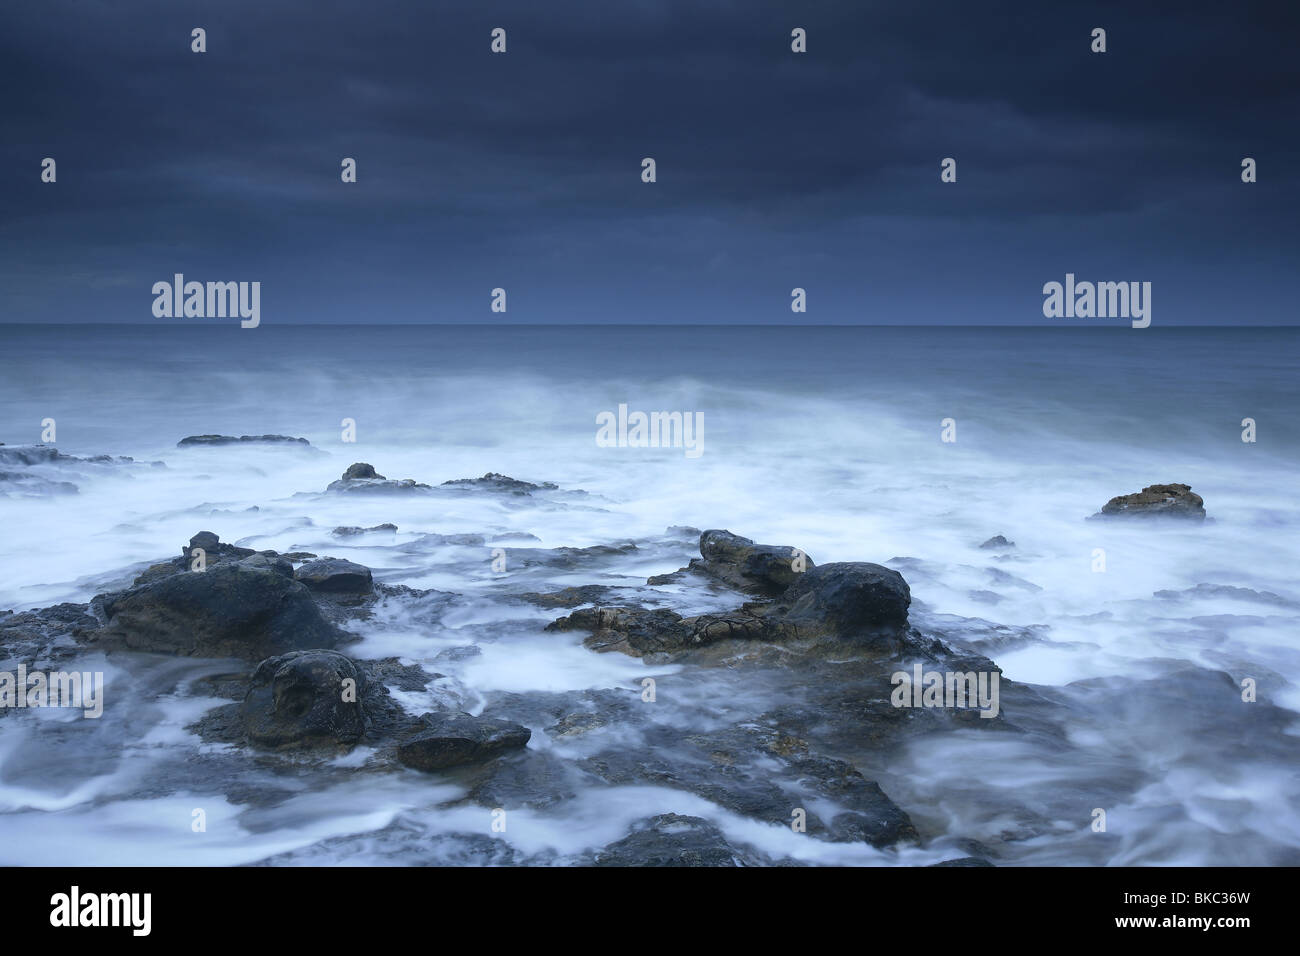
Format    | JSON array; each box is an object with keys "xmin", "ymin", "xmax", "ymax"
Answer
[
  {"xmin": 687, "ymin": 529, "xmax": 813, "ymax": 596},
  {"xmin": 294, "ymin": 558, "xmax": 374, "ymax": 594},
  {"xmin": 441, "ymin": 473, "xmax": 557, "ymax": 495},
  {"xmin": 326, "ymin": 463, "xmax": 431, "ymax": 495},
  {"xmin": 396, "ymin": 712, "xmax": 532, "ymax": 771},
  {"xmin": 331, "ymin": 523, "xmax": 398, "ymax": 537},
  {"xmin": 930, "ymin": 857, "xmax": 996, "ymax": 867},
  {"xmin": 92, "ymin": 562, "xmax": 344, "ymax": 659},
  {"xmin": 979, "ymin": 535, "xmax": 1014, "ymax": 550},
  {"xmin": 547, "ymin": 605, "xmax": 773, "ymax": 657},
  {"xmin": 1092, "ymin": 483, "xmax": 1206, "ymax": 520},
  {"xmin": 240, "ymin": 650, "xmax": 367, "ymax": 749},
  {"xmin": 779, "ymin": 562, "xmax": 911, "ymax": 640},
  {"xmin": 239, "ymin": 553, "xmax": 294, "ymax": 577},
  {"xmin": 132, "ymin": 532, "xmax": 257, "ymax": 585},
  {"xmin": 594, "ymin": 814, "xmax": 746, "ymax": 867},
  {"xmin": 178, "ymin": 434, "xmax": 312, "ymax": 448},
  {"xmin": 517, "ymin": 585, "xmax": 633, "ymax": 609}
]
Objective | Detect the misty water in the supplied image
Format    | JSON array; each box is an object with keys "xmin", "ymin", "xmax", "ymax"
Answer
[{"xmin": 1, "ymin": 324, "xmax": 1297, "ymax": 865}]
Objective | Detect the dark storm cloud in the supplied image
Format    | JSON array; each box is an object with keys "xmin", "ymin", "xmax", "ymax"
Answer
[{"xmin": 1, "ymin": 0, "xmax": 1297, "ymax": 324}]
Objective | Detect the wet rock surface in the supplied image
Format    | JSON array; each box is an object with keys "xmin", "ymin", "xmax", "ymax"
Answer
[
  {"xmin": 177, "ymin": 434, "xmax": 313, "ymax": 448},
  {"xmin": 326, "ymin": 462, "xmax": 432, "ymax": 494},
  {"xmin": 1092, "ymin": 483, "xmax": 1206, "ymax": 520},
  {"xmin": 396, "ymin": 712, "xmax": 532, "ymax": 771},
  {"xmin": 240, "ymin": 650, "xmax": 368, "ymax": 749},
  {"xmin": 295, "ymin": 558, "xmax": 374, "ymax": 594},
  {"xmin": 90, "ymin": 561, "xmax": 346, "ymax": 659},
  {"xmin": 2, "ymin": 507, "xmax": 1055, "ymax": 864}
]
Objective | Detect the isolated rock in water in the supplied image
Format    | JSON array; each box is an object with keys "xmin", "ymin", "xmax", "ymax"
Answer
[
  {"xmin": 1093, "ymin": 483, "xmax": 1206, "ymax": 520},
  {"xmin": 178, "ymin": 434, "xmax": 312, "ymax": 448},
  {"xmin": 326, "ymin": 463, "xmax": 431, "ymax": 494},
  {"xmin": 95, "ymin": 563, "xmax": 343, "ymax": 659},
  {"xmin": 331, "ymin": 523, "xmax": 398, "ymax": 537},
  {"xmin": 0, "ymin": 470, "xmax": 79, "ymax": 497},
  {"xmin": 979, "ymin": 535, "xmax": 1014, "ymax": 550},
  {"xmin": 240, "ymin": 650, "xmax": 367, "ymax": 749},
  {"xmin": 0, "ymin": 444, "xmax": 157, "ymax": 497},
  {"xmin": 295, "ymin": 558, "xmax": 374, "ymax": 594},
  {"xmin": 686, "ymin": 529, "xmax": 813, "ymax": 596},
  {"xmin": 441, "ymin": 473, "xmax": 558, "ymax": 495},
  {"xmin": 594, "ymin": 814, "xmax": 745, "ymax": 867},
  {"xmin": 396, "ymin": 712, "xmax": 532, "ymax": 771},
  {"xmin": 779, "ymin": 562, "xmax": 911, "ymax": 639}
]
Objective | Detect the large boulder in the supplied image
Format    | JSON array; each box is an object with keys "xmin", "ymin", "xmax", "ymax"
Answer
[
  {"xmin": 240, "ymin": 650, "xmax": 367, "ymax": 749},
  {"xmin": 686, "ymin": 529, "xmax": 813, "ymax": 596},
  {"xmin": 294, "ymin": 558, "xmax": 374, "ymax": 594},
  {"xmin": 1092, "ymin": 483, "xmax": 1206, "ymax": 520},
  {"xmin": 396, "ymin": 712, "xmax": 531, "ymax": 771},
  {"xmin": 779, "ymin": 562, "xmax": 910, "ymax": 639},
  {"xmin": 95, "ymin": 562, "xmax": 343, "ymax": 658}
]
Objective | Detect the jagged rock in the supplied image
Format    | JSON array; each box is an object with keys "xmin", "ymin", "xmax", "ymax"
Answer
[
  {"xmin": 294, "ymin": 558, "xmax": 374, "ymax": 594},
  {"xmin": 132, "ymin": 531, "xmax": 257, "ymax": 585},
  {"xmin": 326, "ymin": 463, "xmax": 431, "ymax": 494},
  {"xmin": 396, "ymin": 712, "xmax": 532, "ymax": 771},
  {"xmin": 685, "ymin": 529, "xmax": 813, "ymax": 596},
  {"xmin": 91, "ymin": 562, "xmax": 344, "ymax": 659},
  {"xmin": 240, "ymin": 650, "xmax": 367, "ymax": 749},
  {"xmin": 1092, "ymin": 483, "xmax": 1206, "ymax": 520},
  {"xmin": 979, "ymin": 535, "xmax": 1014, "ymax": 550},
  {"xmin": 441, "ymin": 473, "xmax": 557, "ymax": 495},
  {"xmin": 331, "ymin": 523, "xmax": 398, "ymax": 537}
]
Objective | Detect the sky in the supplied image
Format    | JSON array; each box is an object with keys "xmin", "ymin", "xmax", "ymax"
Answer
[{"xmin": 1, "ymin": 0, "xmax": 1297, "ymax": 325}]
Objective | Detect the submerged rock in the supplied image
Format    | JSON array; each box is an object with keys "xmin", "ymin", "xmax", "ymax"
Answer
[
  {"xmin": 92, "ymin": 562, "xmax": 344, "ymax": 659},
  {"xmin": 240, "ymin": 650, "xmax": 367, "ymax": 749},
  {"xmin": 331, "ymin": 523, "xmax": 398, "ymax": 537},
  {"xmin": 594, "ymin": 814, "xmax": 747, "ymax": 867},
  {"xmin": 0, "ymin": 444, "xmax": 159, "ymax": 497},
  {"xmin": 441, "ymin": 473, "xmax": 558, "ymax": 495},
  {"xmin": 396, "ymin": 712, "xmax": 532, "ymax": 771},
  {"xmin": 1091, "ymin": 483, "xmax": 1206, "ymax": 520},
  {"xmin": 326, "ymin": 463, "xmax": 432, "ymax": 495}
]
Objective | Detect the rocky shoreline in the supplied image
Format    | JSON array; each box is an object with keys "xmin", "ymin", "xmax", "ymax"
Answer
[{"xmin": 0, "ymin": 454, "xmax": 1233, "ymax": 865}]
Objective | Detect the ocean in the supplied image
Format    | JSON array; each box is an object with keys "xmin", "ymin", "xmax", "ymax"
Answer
[{"xmin": 1, "ymin": 323, "xmax": 1297, "ymax": 865}]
